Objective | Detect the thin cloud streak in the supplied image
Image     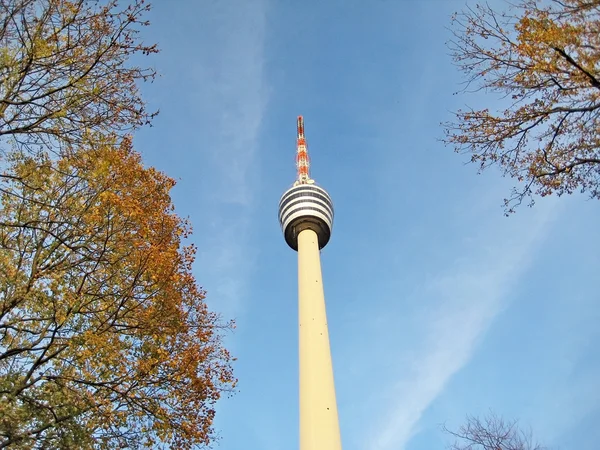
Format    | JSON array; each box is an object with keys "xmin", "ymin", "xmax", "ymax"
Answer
[
  {"xmin": 369, "ymin": 200, "xmax": 558, "ymax": 450},
  {"xmin": 191, "ymin": 0, "xmax": 268, "ymax": 317}
]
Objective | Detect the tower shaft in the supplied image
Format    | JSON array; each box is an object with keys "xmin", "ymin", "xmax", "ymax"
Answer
[{"xmin": 297, "ymin": 228, "xmax": 342, "ymax": 450}]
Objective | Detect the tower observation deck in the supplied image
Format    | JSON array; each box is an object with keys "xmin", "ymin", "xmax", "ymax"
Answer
[
  {"xmin": 278, "ymin": 116, "xmax": 334, "ymax": 250},
  {"xmin": 278, "ymin": 116, "xmax": 342, "ymax": 450},
  {"xmin": 278, "ymin": 182, "xmax": 334, "ymax": 250}
]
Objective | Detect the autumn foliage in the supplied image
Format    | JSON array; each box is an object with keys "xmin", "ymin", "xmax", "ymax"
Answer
[
  {"xmin": 0, "ymin": 1, "xmax": 235, "ymax": 448},
  {"xmin": 0, "ymin": 0, "xmax": 157, "ymax": 155},
  {"xmin": 0, "ymin": 140, "xmax": 236, "ymax": 448},
  {"xmin": 444, "ymin": 0, "xmax": 600, "ymax": 212}
]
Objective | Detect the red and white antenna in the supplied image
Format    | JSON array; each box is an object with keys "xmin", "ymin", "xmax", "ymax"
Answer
[{"xmin": 296, "ymin": 115, "xmax": 311, "ymax": 183}]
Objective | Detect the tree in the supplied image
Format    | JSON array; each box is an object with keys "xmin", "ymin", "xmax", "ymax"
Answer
[
  {"xmin": 0, "ymin": 138, "xmax": 236, "ymax": 449},
  {"xmin": 443, "ymin": 412, "xmax": 546, "ymax": 450},
  {"xmin": 0, "ymin": 0, "xmax": 157, "ymax": 156},
  {"xmin": 444, "ymin": 0, "xmax": 600, "ymax": 213},
  {"xmin": 0, "ymin": 2, "xmax": 236, "ymax": 447}
]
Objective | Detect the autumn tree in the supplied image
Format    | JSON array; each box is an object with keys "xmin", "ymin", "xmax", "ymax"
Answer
[
  {"xmin": 0, "ymin": 138, "xmax": 236, "ymax": 449},
  {"xmin": 443, "ymin": 412, "xmax": 546, "ymax": 450},
  {"xmin": 444, "ymin": 0, "xmax": 600, "ymax": 213},
  {"xmin": 0, "ymin": 1, "xmax": 236, "ymax": 448},
  {"xmin": 0, "ymin": 0, "xmax": 157, "ymax": 156}
]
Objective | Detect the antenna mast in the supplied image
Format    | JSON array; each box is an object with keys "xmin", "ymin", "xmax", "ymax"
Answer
[{"xmin": 296, "ymin": 116, "xmax": 311, "ymax": 183}]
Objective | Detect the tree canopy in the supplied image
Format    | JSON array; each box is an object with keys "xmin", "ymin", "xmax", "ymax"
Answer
[
  {"xmin": 443, "ymin": 412, "xmax": 546, "ymax": 450},
  {"xmin": 444, "ymin": 0, "xmax": 600, "ymax": 213},
  {"xmin": 0, "ymin": 139, "xmax": 236, "ymax": 449},
  {"xmin": 0, "ymin": 0, "xmax": 157, "ymax": 156},
  {"xmin": 0, "ymin": 1, "xmax": 236, "ymax": 448}
]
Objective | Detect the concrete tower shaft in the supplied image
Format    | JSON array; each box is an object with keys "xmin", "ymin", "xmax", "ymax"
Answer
[{"xmin": 297, "ymin": 228, "xmax": 341, "ymax": 450}]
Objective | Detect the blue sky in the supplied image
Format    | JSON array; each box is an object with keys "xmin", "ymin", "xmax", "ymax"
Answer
[{"xmin": 134, "ymin": 1, "xmax": 600, "ymax": 449}]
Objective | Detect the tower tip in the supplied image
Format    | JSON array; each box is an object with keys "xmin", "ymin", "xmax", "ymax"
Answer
[
  {"xmin": 297, "ymin": 116, "xmax": 304, "ymax": 138},
  {"xmin": 296, "ymin": 116, "xmax": 310, "ymax": 183}
]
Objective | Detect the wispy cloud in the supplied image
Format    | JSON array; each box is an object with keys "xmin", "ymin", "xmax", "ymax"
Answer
[
  {"xmin": 368, "ymin": 199, "xmax": 558, "ymax": 450},
  {"xmin": 190, "ymin": 0, "xmax": 268, "ymax": 318}
]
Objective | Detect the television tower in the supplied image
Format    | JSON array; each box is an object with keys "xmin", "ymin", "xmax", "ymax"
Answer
[{"xmin": 278, "ymin": 116, "xmax": 342, "ymax": 450}]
